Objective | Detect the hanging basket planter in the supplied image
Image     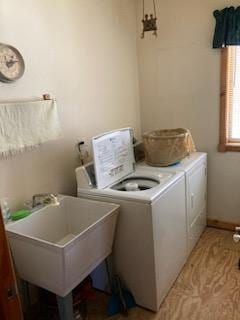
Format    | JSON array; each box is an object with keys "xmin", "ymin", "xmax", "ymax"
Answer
[{"xmin": 141, "ymin": 0, "xmax": 158, "ymax": 38}]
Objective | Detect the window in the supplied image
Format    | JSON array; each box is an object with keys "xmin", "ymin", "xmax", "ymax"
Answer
[{"xmin": 219, "ymin": 47, "xmax": 240, "ymax": 151}]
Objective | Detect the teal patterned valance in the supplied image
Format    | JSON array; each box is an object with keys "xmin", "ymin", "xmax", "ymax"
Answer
[{"xmin": 213, "ymin": 7, "xmax": 240, "ymax": 48}]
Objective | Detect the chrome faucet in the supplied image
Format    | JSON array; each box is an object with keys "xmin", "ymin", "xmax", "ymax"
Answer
[{"xmin": 32, "ymin": 193, "xmax": 59, "ymax": 208}]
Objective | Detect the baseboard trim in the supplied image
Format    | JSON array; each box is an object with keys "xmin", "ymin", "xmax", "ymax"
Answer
[{"xmin": 207, "ymin": 218, "xmax": 239, "ymax": 231}]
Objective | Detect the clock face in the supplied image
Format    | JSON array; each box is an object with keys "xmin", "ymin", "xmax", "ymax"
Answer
[{"xmin": 0, "ymin": 44, "xmax": 25, "ymax": 82}]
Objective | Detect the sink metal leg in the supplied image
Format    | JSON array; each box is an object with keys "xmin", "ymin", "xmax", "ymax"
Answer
[
  {"xmin": 56, "ymin": 292, "xmax": 74, "ymax": 320},
  {"xmin": 20, "ymin": 279, "xmax": 31, "ymax": 313}
]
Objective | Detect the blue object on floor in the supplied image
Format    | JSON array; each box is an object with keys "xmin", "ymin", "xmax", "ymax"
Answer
[{"xmin": 107, "ymin": 274, "xmax": 136, "ymax": 316}]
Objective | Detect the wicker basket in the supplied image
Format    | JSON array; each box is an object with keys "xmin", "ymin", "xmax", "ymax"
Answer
[{"xmin": 142, "ymin": 128, "xmax": 196, "ymax": 167}]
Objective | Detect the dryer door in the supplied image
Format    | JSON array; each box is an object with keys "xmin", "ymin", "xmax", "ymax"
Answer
[{"xmin": 187, "ymin": 159, "xmax": 207, "ymax": 253}]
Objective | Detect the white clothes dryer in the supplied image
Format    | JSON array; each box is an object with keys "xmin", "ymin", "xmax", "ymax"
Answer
[
  {"xmin": 138, "ymin": 151, "xmax": 207, "ymax": 254},
  {"xmin": 75, "ymin": 128, "xmax": 187, "ymax": 311}
]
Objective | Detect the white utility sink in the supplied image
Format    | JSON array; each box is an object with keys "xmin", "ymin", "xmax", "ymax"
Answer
[{"xmin": 6, "ymin": 195, "xmax": 119, "ymax": 297}]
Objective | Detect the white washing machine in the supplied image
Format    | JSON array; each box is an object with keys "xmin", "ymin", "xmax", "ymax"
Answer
[
  {"xmin": 75, "ymin": 128, "xmax": 187, "ymax": 311},
  {"xmin": 138, "ymin": 151, "xmax": 207, "ymax": 254}
]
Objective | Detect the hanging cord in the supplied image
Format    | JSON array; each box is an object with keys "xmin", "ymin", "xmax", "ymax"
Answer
[
  {"xmin": 142, "ymin": 0, "xmax": 145, "ymax": 20},
  {"xmin": 141, "ymin": 0, "xmax": 145, "ymax": 38},
  {"xmin": 153, "ymin": 0, "xmax": 157, "ymax": 36},
  {"xmin": 153, "ymin": 0, "xmax": 157, "ymax": 18}
]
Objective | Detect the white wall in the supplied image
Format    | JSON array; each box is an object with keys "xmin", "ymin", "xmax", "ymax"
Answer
[
  {"xmin": 1, "ymin": 0, "xmax": 239, "ymax": 224},
  {"xmin": 137, "ymin": 0, "xmax": 240, "ymax": 223},
  {"xmin": 0, "ymin": 0, "xmax": 141, "ymax": 210}
]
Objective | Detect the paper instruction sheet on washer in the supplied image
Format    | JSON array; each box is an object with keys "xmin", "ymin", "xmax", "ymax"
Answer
[{"xmin": 92, "ymin": 128, "xmax": 135, "ymax": 189}]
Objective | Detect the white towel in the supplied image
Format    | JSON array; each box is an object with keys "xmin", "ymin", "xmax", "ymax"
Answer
[{"xmin": 0, "ymin": 99, "xmax": 62, "ymax": 157}]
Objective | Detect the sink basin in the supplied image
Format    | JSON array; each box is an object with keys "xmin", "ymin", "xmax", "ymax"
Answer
[{"xmin": 6, "ymin": 195, "xmax": 119, "ymax": 297}]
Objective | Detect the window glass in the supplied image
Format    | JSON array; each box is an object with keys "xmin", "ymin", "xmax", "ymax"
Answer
[{"xmin": 231, "ymin": 47, "xmax": 240, "ymax": 140}]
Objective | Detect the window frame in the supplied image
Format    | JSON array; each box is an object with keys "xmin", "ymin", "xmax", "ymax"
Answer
[{"xmin": 219, "ymin": 47, "xmax": 240, "ymax": 152}]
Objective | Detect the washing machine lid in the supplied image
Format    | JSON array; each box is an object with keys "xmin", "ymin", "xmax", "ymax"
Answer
[{"xmin": 92, "ymin": 128, "xmax": 135, "ymax": 189}]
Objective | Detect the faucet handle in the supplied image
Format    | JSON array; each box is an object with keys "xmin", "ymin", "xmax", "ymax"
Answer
[
  {"xmin": 233, "ymin": 226, "xmax": 240, "ymax": 243},
  {"xmin": 44, "ymin": 194, "xmax": 59, "ymax": 206},
  {"xmin": 32, "ymin": 193, "xmax": 59, "ymax": 207},
  {"xmin": 233, "ymin": 233, "xmax": 240, "ymax": 243}
]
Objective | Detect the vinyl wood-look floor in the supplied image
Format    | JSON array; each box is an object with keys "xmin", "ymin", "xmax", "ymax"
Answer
[{"xmin": 87, "ymin": 227, "xmax": 240, "ymax": 320}]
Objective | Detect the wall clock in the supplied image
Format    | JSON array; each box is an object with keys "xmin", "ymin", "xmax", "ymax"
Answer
[{"xmin": 0, "ymin": 43, "xmax": 25, "ymax": 83}]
